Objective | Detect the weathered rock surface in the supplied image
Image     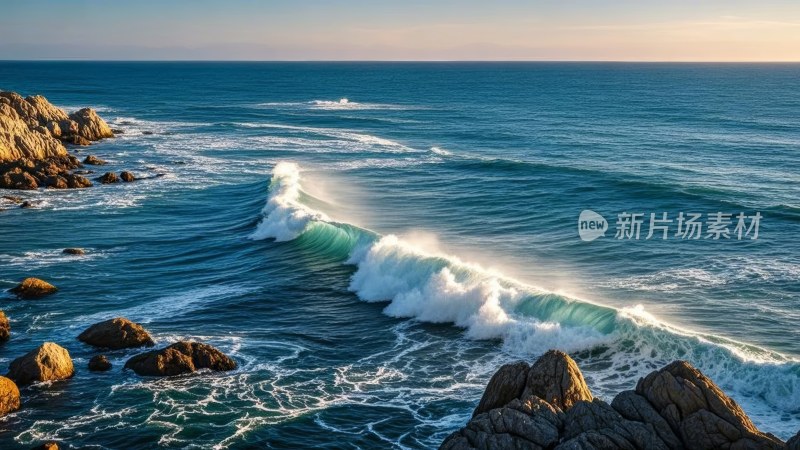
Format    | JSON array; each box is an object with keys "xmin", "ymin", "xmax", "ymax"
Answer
[
  {"xmin": 31, "ymin": 443, "xmax": 59, "ymax": 450},
  {"xmin": 0, "ymin": 310, "xmax": 9, "ymax": 343},
  {"xmin": 0, "ymin": 91, "xmax": 115, "ymax": 190},
  {"xmin": 88, "ymin": 355, "xmax": 112, "ymax": 372},
  {"xmin": 7, "ymin": 342, "xmax": 74, "ymax": 385},
  {"xmin": 9, "ymin": 277, "xmax": 58, "ymax": 299},
  {"xmin": 440, "ymin": 351, "xmax": 794, "ymax": 450},
  {"xmin": 78, "ymin": 317, "xmax": 154, "ymax": 349},
  {"xmin": 120, "ymin": 170, "xmax": 135, "ymax": 182},
  {"xmin": 0, "ymin": 375, "xmax": 20, "ymax": 417},
  {"xmin": 97, "ymin": 171, "xmax": 119, "ymax": 184},
  {"xmin": 124, "ymin": 341, "xmax": 236, "ymax": 377},
  {"xmin": 83, "ymin": 155, "xmax": 106, "ymax": 165},
  {"xmin": 62, "ymin": 247, "xmax": 85, "ymax": 255}
]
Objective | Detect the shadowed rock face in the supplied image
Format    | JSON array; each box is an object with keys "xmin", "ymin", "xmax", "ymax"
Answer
[
  {"xmin": 124, "ymin": 341, "xmax": 236, "ymax": 377},
  {"xmin": 78, "ymin": 317, "xmax": 155, "ymax": 350},
  {"xmin": 88, "ymin": 355, "xmax": 112, "ymax": 372},
  {"xmin": 440, "ymin": 351, "xmax": 793, "ymax": 450},
  {"xmin": 7, "ymin": 342, "xmax": 74, "ymax": 385}
]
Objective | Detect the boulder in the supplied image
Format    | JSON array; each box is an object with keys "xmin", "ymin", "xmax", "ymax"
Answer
[
  {"xmin": 0, "ymin": 376, "xmax": 20, "ymax": 417},
  {"xmin": 0, "ymin": 310, "xmax": 9, "ymax": 343},
  {"xmin": 522, "ymin": 349, "xmax": 593, "ymax": 411},
  {"xmin": 120, "ymin": 171, "xmax": 135, "ymax": 182},
  {"xmin": 97, "ymin": 171, "xmax": 119, "ymax": 184},
  {"xmin": 88, "ymin": 355, "xmax": 112, "ymax": 372},
  {"xmin": 68, "ymin": 108, "xmax": 114, "ymax": 141},
  {"xmin": 83, "ymin": 155, "xmax": 106, "ymax": 165},
  {"xmin": 635, "ymin": 360, "xmax": 784, "ymax": 450},
  {"xmin": 0, "ymin": 168, "xmax": 38, "ymax": 190},
  {"xmin": 62, "ymin": 248, "xmax": 85, "ymax": 255},
  {"xmin": 31, "ymin": 443, "xmax": 59, "ymax": 450},
  {"xmin": 124, "ymin": 341, "xmax": 236, "ymax": 377},
  {"xmin": 65, "ymin": 173, "xmax": 92, "ymax": 188},
  {"xmin": 788, "ymin": 431, "xmax": 800, "ymax": 450},
  {"xmin": 9, "ymin": 277, "xmax": 58, "ymax": 299},
  {"xmin": 7, "ymin": 342, "xmax": 74, "ymax": 385},
  {"xmin": 78, "ymin": 317, "xmax": 154, "ymax": 349}
]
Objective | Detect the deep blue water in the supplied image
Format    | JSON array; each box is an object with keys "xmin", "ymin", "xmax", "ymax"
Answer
[{"xmin": 0, "ymin": 62, "xmax": 799, "ymax": 449}]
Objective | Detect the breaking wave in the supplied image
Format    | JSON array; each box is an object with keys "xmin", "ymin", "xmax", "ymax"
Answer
[{"xmin": 250, "ymin": 162, "xmax": 800, "ymax": 437}]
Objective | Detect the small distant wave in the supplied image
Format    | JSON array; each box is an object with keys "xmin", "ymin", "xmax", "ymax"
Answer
[
  {"xmin": 0, "ymin": 248, "xmax": 114, "ymax": 269},
  {"xmin": 253, "ymin": 99, "xmax": 418, "ymax": 111},
  {"xmin": 430, "ymin": 146, "xmax": 452, "ymax": 156},
  {"xmin": 249, "ymin": 162, "xmax": 800, "ymax": 437}
]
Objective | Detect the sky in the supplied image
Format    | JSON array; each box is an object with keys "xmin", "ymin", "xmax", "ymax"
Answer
[{"xmin": 1, "ymin": 0, "xmax": 799, "ymax": 61}]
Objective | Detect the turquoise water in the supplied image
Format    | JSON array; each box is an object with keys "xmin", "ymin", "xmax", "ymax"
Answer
[{"xmin": 0, "ymin": 62, "xmax": 799, "ymax": 448}]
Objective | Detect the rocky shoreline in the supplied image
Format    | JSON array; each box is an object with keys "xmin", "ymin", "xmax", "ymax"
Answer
[
  {"xmin": 441, "ymin": 350, "xmax": 800, "ymax": 450},
  {"xmin": 0, "ymin": 90, "xmax": 138, "ymax": 193},
  {"xmin": 0, "ymin": 277, "xmax": 236, "ymax": 450}
]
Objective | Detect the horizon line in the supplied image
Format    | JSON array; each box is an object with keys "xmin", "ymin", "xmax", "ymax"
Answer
[{"xmin": 2, "ymin": 59, "xmax": 800, "ymax": 64}]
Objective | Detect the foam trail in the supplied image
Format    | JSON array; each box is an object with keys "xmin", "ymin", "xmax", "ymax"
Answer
[{"xmin": 250, "ymin": 162, "xmax": 800, "ymax": 434}]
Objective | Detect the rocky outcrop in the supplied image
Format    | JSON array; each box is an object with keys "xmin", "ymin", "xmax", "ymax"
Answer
[
  {"xmin": 0, "ymin": 91, "xmax": 115, "ymax": 190},
  {"xmin": 440, "ymin": 351, "xmax": 791, "ymax": 450},
  {"xmin": 88, "ymin": 355, "xmax": 112, "ymax": 372},
  {"xmin": 120, "ymin": 171, "xmax": 135, "ymax": 182},
  {"xmin": 0, "ymin": 376, "xmax": 20, "ymax": 417},
  {"xmin": 62, "ymin": 248, "xmax": 85, "ymax": 255},
  {"xmin": 78, "ymin": 317, "xmax": 154, "ymax": 349},
  {"xmin": 9, "ymin": 277, "xmax": 58, "ymax": 299},
  {"xmin": 7, "ymin": 342, "xmax": 74, "ymax": 385},
  {"xmin": 83, "ymin": 155, "xmax": 106, "ymax": 165},
  {"xmin": 0, "ymin": 310, "xmax": 9, "ymax": 343},
  {"xmin": 0, "ymin": 155, "xmax": 91, "ymax": 190},
  {"xmin": 124, "ymin": 341, "xmax": 236, "ymax": 377}
]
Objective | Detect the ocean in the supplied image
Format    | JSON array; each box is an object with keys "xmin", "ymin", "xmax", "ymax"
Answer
[{"xmin": 0, "ymin": 62, "xmax": 798, "ymax": 449}]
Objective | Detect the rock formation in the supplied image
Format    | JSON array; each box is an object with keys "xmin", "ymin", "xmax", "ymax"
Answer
[
  {"xmin": 120, "ymin": 171, "xmax": 135, "ymax": 182},
  {"xmin": 78, "ymin": 317, "xmax": 154, "ymax": 349},
  {"xmin": 9, "ymin": 277, "xmax": 58, "ymax": 299},
  {"xmin": 97, "ymin": 171, "xmax": 119, "ymax": 184},
  {"xmin": 0, "ymin": 310, "xmax": 9, "ymax": 343},
  {"xmin": 31, "ymin": 443, "xmax": 59, "ymax": 450},
  {"xmin": 7, "ymin": 342, "xmax": 74, "ymax": 385},
  {"xmin": 440, "ymin": 350, "xmax": 788, "ymax": 450},
  {"xmin": 124, "ymin": 341, "xmax": 236, "ymax": 377},
  {"xmin": 0, "ymin": 375, "xmax": 20, "ymax": 417},
  {"xmin": 62, "ymin": 248, "xmax": 85, "ymax": 255},
  {"xmin": 0, "ymin": 91, "xmax": 115, "ymax": 190},
  {"xmin": 88, "ymin": 355, "xmax": 112, "ymax": 372}
]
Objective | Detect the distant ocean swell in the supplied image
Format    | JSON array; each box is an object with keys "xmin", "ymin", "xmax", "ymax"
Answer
[{"xmin": 250, "ymin": 162, "xmax": 800, "ymax": 437}]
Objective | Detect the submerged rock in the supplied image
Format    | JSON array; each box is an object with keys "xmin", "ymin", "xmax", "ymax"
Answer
[
  {"xmin": 440, "ymin": 350, "xmax": 789, "ymax": 450},
  {"xmin": 124, "ymin": 341, "xmax": 236, "ymax": 377},
  {"xmin": 78, "ymin": 317, "xmax": 154, "ymax": 350},
  {"xmin": 0, "ymin": 376, "xmax": 20, "ymax": 417},
  {"xmin": 7, "ymin": 342, "xmax": 74, "ymax": 385},
  {"xmin": 0, "ymin": 310, "xmax": 9, "ymax": 343},
  {"xmin": 88, "ymin": 355, "xmax": 112, "ymax": 372},
  {"xmin": 9, "ymin": 277, "xmax": 58, "ymax": 299},
  {"xmin": 30, "ymin": 443, "xmax": 59, "ymax": 450},
  {"xmin": 62, "ymin": 248, "xmax": 85, "ymax": 255}
]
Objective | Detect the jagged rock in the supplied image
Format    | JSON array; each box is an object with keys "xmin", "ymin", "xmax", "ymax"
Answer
[
  {"xmin": 7, "ymin": 342, "xmax": 74, "ymax": 385},
  {"xmin": 0, "ymin": 101, "xmax": 66, "ymax": 161},
  {"xmin": 636, "ymin": 361, "xmax": 784, "ymax": 450},
  {"xmin": 124, "ymin": 341, "xmax": 236, "ymax": 377},
  {"xmin": 65, "ymin": 135, "xmax": 91, "ymax": 146},
  {"xmin": 88, "ymin": 355, "xmax": 112, "ymax": 372},
  {"xmin": 97, "ymin": 171, "xmax": 119, "ymax": 184},
  {"xmin": 521, "ymin": 350, "xmax": 593, "ymax": 411},
  {"xmin": 62, "ymin": 248, "xmax": 85, "ymax": 255},
  {"xmin": 557, "ymin": 399, "xmax": 669, "ymax": 449},
  {"xmin": 473, "ymin": 361, "xmax": 530, "ymax": 416},
  {"xmin": 120, "ymin": 171, "xmax": 135, "ymax": 182},
  {"xmin": 9, "ymin": 277, "xmax": 58, "ymax": 299},
  {"xmin": 442, "ymin": 395, "xmax": 564, "ymax": 450},
  {"xmin": 787, "ymin": 431, "xmax": 800, "ymax": 450},
  {"xmin": 78, "ymin": 317, "xmax": 154, "ymax": 349},
  {"xmin": 69, "ymin": 108, "xmax": 114, "ymax": 141},
  {"xmin": 65, "ymin": 173, "xmax": 92, "ymax": 188},
  {"xmin": 0, "ymin": 376, "xmax": 20, "ymax": 416},
  {"xmin": 0, "ymin": 167, "xmax": 38, "ymax": 189},
  {"xmin": 45, "ymin": 175, "xmax": 68, "ymax": 189},
  {"xmin": 0, "ymin": 310, "xmax": 9, "ymax": 343},
  {"xmin": 83, "ymin": 155, "xmax": 106, "ymax": 165},
  {"xmin": 611, "ymin": 390, "xmax": 683, "ymax": 450}
]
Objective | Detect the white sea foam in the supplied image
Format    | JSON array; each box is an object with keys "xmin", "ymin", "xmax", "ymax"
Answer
[{"xmin": 253, "ymin": 99, "xmax": 416, "ymax": 111}]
